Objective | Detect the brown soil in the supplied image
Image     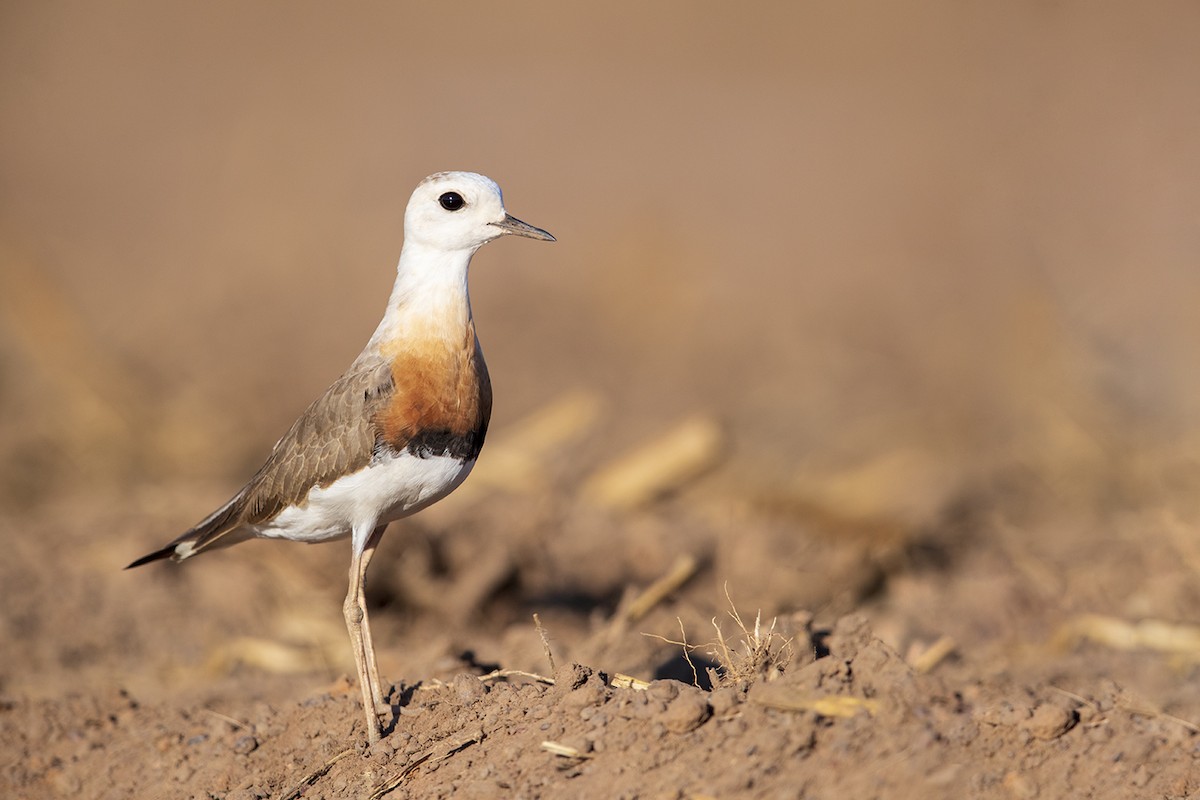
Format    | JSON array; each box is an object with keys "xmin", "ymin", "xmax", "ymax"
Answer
[{"xmin": 3, "ymin": 3, "xmax": 1200, "ymax": 799}]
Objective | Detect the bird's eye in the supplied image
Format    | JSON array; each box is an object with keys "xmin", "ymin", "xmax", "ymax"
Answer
[{"xmin": 439, "ymin": 192, "xmax": 465, "ymax": 211}]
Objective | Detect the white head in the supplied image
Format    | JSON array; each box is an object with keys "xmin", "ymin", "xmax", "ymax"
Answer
[{"xmin": 403, "ymin": 171, "xmax": 555, "ymax": 252}]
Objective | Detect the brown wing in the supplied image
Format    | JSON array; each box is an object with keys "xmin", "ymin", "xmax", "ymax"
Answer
[
  {"xmin": 240, "ymin": 355, "xmax": 397, "ymax": 524},
  {"xmin": 126, "ymin": 355, "xmax": 397, "ymax": 566}
]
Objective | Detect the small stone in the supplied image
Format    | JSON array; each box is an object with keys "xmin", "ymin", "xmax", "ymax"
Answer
[
  {"xmin": 232, "ymin": 734, "xmax": 258, "ymax": 755},
  {"xmin": 453, "ymin": 672, "xmax": 486, "ymax": 703},
  {"xmin": 1020, "ymin": 704, "xmax": 1076, "ymax": 741}
]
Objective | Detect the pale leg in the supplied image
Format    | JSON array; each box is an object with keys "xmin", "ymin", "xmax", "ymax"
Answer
[
  {"xmin": 358, "ymin": 524, "xmax": 388, "ymax": 714},
  {"xmin": 344, "ymin": 524, "xmax": 384, "ymax": 744}
]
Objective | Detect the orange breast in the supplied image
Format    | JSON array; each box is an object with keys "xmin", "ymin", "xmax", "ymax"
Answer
[{"xmin": 375, "ymin": 325, "xmax": 492, "ymax": 459}]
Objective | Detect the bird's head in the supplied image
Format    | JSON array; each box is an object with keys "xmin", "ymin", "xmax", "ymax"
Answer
[{"xmin": 404, "ymin": 171, "xmax": 555, "ymax": 252}]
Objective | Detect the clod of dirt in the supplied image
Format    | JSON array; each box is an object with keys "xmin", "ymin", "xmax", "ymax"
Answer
[
  {"xmin": 1020, "ymin": 703, "xmax": 1077, "ymax": 740},
  {"xmin": 708, "ymin": 686, "xmax": 744, "ymax": 717},
  {"xmin": 552, "ymin": 663, "xmax": 595, "ymax": 692},
  {"xmin": 661, "ymin": 689, "xmax": 712, "ymax": 733},
  {"xmin": 555, "ymin": 664, "xmax": 609, "ymax": 713},
  {"xmin": 451, "ymin": 672, "xmax": 487, "ymax": 704}
]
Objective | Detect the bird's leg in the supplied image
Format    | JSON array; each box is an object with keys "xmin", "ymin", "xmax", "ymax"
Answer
[
  {"xmin": 357, "ymin": 524, "xmax": 388, "ymax": 715},
  {"xmin": 344, "ymin": 541, "xmax": 381, "ymax": 745}
]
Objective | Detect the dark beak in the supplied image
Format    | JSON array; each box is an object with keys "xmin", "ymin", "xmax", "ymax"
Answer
[{"xmin": 490, "ymin": 213, "xmax": 556, "ymax": 242}]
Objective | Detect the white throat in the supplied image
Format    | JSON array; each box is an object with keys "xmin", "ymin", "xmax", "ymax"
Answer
[{"xmin": 368, "ymin": 240, "xmax": 476, "ymax": 348}]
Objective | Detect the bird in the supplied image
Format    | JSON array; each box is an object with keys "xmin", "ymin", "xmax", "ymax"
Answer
[{"xmin": 127, "ymin": 171, "xmax": 555, "ymax": 744}]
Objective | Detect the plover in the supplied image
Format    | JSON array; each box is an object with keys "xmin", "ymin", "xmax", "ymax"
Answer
[{"xmin": 128, "ymin": 171, "xmax": 554, "ymax": 743}]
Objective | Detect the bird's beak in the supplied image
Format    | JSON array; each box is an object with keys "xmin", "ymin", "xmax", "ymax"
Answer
[{"xmin": 490, "ymin": 213, "xmax": 556, "ymax": 242}]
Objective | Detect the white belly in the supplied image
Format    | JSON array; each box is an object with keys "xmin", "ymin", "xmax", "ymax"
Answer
[{"xmin": 252, "ymin": 452, "xmax": 475, "ymax": 544}]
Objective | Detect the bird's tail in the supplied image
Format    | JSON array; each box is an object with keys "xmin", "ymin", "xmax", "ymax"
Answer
[
  {"xmin": 125, "ymin": 492, "xmax": 250, "ymax": 569},
  {"xmin": 125, "ymin": 542, "xmax": 179, "ymax": 569}
]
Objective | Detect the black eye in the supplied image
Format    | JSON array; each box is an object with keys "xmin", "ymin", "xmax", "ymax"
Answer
[{"xmin": 439, "ymin": 191, "xmax": 465, "ymax": 211}]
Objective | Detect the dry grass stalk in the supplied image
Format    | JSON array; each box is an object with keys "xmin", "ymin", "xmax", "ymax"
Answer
[
  {"xmin": 477, "ymin": 669, "xmax": 556, "ymax": 686},
  {"xmin": 643, "ymin": 618, "xmax": 703, "ymax": 686},
  {"xmin": 622, "ymin": 554, "xmax": 699, "ymax": 624},
  {"xmin": 751, "ymin": 691, "xmax": 880, "ymax": 718},
  {"xmin": 582, "ymin": 415, "xmax": 723, "ymax": 510},
  {"xmin": 1054, "ymin": 614, "xmax": 1200, "ymax": 656},
  {"xmin": 610, "ymin": 673, "xmax": 651, "ymax": 691},
  {"xmin": 909, "ymin": 634, "xmax": 958, "ymax": 674},
  {"xmin": 201, "ymin": 708, "xmax": 249, "ymax": 731},
  {"xmin": 590, "ymin": 554, "xmax": 700, "ymax": 653},
  {"xmin": 534, "ymin": 612, "xmax": 557, "ymax": 673},
  {"xmin": 205, "ymin": 636, "xmax": 324, "ymax": 675},
  {"xmin": 1119, "ymin": 703, "xmax": 1200, "ymax": 734},
  {"xmin": 646, "ymin": 588, "xmax": 794, "ymax": 688},
  {"xmin": 417, "ymin": 669, "xmax": 556, "ymax": 694},
  {"xmin": 541, "ymin": 740, "xmax": 592, "ymax": 759},
  {"xmin": 370, "ymin": 731, "xmax": 484, "ymax": 799},
  {"xmin": 280, "ymin": 748, "xmax": 355, "ymax": 800},
  {"xmin": 706, "ymin": 586, "xmax": 793, "ymax": 687}
]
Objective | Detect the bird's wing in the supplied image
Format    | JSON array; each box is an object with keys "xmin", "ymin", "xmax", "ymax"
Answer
[
  {"xmin": 239, "ymin": 354, "xmax": 397, "ymax": 525},
  {"xmin": 127, "ymin": 356, "xmax": 397, "ymax": 566}
]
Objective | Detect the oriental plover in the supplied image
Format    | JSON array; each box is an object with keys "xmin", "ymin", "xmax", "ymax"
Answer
[{"xmin": 127, "ymin": 171, "xmax": 554, "ymax": 744}]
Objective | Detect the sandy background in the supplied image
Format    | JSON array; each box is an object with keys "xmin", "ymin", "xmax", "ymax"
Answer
[
  {"xmin": 4, "ymin": 2, "xmax": 1199, "ymax": 492},
  {"xmin": 3, "ymin": 3, "xmax": 1200, "ymax": 798}
]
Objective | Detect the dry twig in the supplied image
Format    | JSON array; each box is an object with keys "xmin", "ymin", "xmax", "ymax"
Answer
[
  {"xmin": 624, "ymin": 554, "xmax": 699, "ymax": 624},
  {"xmin": 534, "ymin": 613, "xmax": 557, "ymax": 673},
  {"xmin": 589, "ymin": 554, "xmax": 700, "ymax": 655},
  {"xmin": 751, "ymin": 690, "xmax": 880, "ymax": 718},
  {"xmin": 369, "ymin": 731, "xmax": 484, "ymax": 799},
  {"xmin": 909, "ymin": 635, "xmax": 958, "ymax": 674},
  {"xmin": 477, "ymin": 668, "xmax": 556, "ymax": 686},
  {"xmin": 644, "ymin": 617, "xmax": 702, "ymax": 686},
  {"xmin": 541, "ymin": 740, "xmax": 593, "ymax": 759},
  {"xmin": 609, "ymin": 673, "xmax": 651, "ymax": 691},
  {"xmin": 1055, "ymin": 614, "xmax": 1200, "ymax": 656},
  {"xmin": 582, "ymin": 416, "xmax": 723, "ymax": 510},
  {"xmin": 278, "ymin": 748, "xmax": 355, "ymax": 800}
]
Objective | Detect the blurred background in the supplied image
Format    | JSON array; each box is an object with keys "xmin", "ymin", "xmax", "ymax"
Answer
[{"xmin": 2, "ymin": 2, "xmax": 1200, "ymax": 712}]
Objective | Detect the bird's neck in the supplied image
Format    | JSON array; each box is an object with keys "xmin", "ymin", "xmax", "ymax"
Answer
[{"xmin": 367, "ymin": 241, "xmax": 477, "ymax": 352}]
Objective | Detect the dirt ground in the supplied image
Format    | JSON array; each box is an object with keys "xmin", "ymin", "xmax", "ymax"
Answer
[{"xmin": 4, "ymin": 3, "xmax": 1200, "ymax": 799}]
